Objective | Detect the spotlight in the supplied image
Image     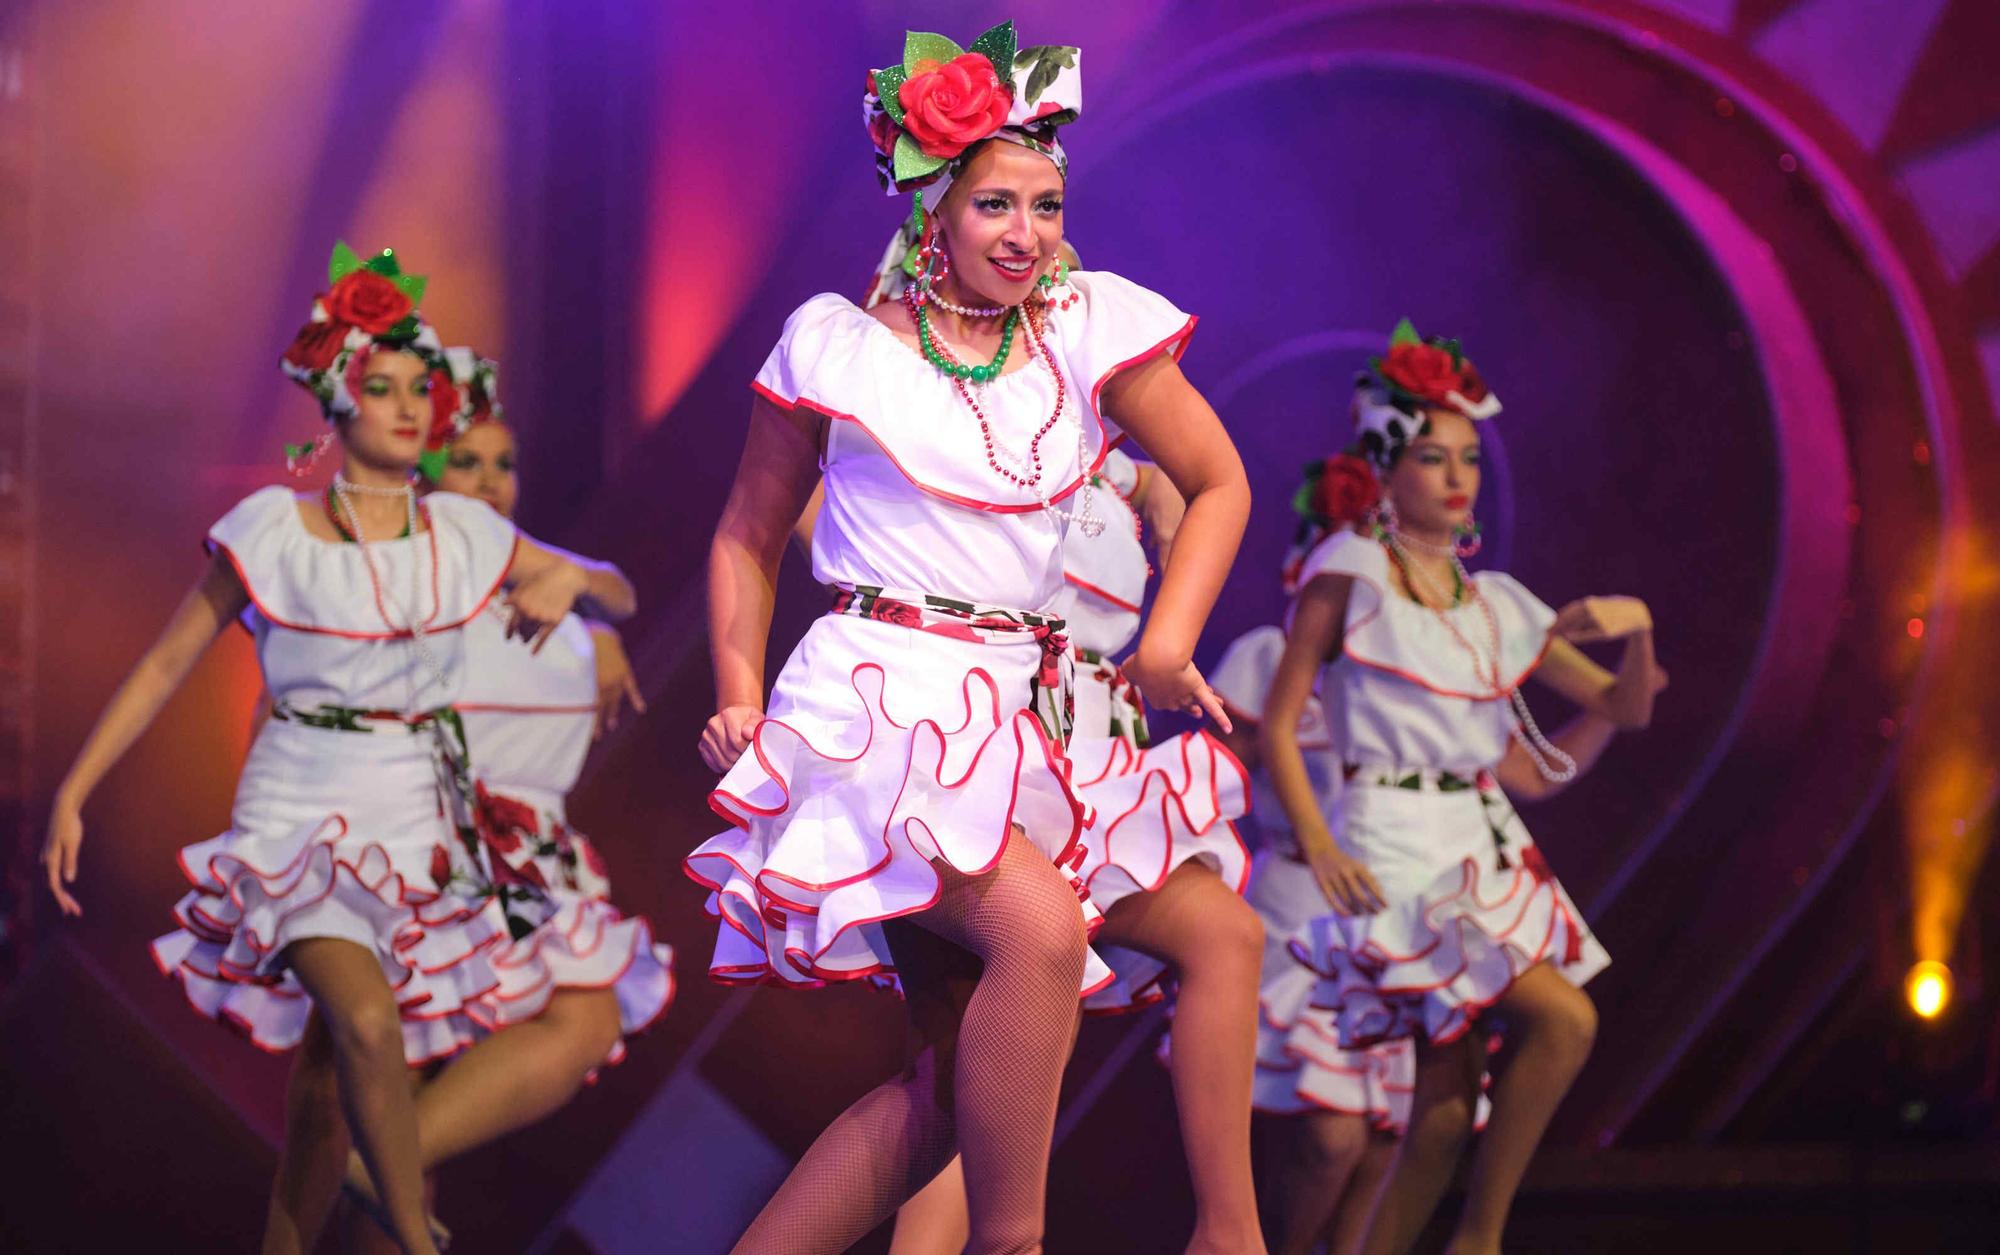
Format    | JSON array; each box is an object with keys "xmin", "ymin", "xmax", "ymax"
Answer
[{"xmin": 1905, "ymin": 960, "xmax": 1952, "ymax": 1020}]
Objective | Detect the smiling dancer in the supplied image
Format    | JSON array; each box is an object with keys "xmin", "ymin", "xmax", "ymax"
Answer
[{"xmin": 684, "ymin": 22, "xmax": 1251, "ymax": 1253}]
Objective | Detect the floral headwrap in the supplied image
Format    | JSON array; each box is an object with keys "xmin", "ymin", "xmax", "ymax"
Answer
[
  {"xmin": 279, "ymin": 241, "xmax": 446, "ymax": 470},
  {"xmin": 417, "ymin": 348, "xmax": 504, "ymax": 482},
  {"xmin": 860, "ymin": 21, "xmax": 1081, "ymax": 308},
  {"xmin": 1350, "ymin": 317, "xmax": 1501, "ymax": 474},
  {"xmin": 1281, "ymin": 455, "xmax": 1381, "ymax": 593}
]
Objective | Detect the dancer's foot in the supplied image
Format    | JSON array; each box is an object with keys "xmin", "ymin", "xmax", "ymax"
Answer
[{"xmin": 342, "ymin": 1155, "xmax": 452, "ymax": 1251}]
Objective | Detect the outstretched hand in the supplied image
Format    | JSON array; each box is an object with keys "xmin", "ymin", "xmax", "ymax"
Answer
[{"xmin": 42, "ymin": 801, "xmax": 84, "ymax": 917}]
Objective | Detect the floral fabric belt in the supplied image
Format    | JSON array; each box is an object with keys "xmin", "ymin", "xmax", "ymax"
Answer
[
  {"xmin": 272, "ymin": 700, "xmax": 547, "ymax": 938},
  {"xmin": 1342, "ymin": 763, "xmax": 1496, "ymax": 793},
  {"xmin": 828, "ymin": 582, "xmax": 1075, "ymax": 746}
]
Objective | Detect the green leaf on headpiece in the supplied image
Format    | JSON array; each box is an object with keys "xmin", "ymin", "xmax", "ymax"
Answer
[
  {"xmin": 902, "ymin": 31, "xmax": 964, "ymax": 74},
  {"xmin": 1388, "ymin": 317, "xmax": 1420, "ymax": 347},
  {"xmin": 391, "ymin": 272, "xmax": 427, "ymax": 304},
  {"xmin": 360, "ymin": 249, "xmax": 404, "ymax": 278},
  {"xmin": 378, "ymin": 313, "xmax": 422, "ymax": 343},
  {"xmin": 874, "ymin": 64, "xmax": 908, "ymax": 124},
  {"xmin": 893, "ymin": 133, "xmax": 949, "ymax": 183},
  {"xmin": 417, "ymin": 448, "xmax": 448, "ymax": 482},
  {"xmin": 328, "ymin": 241, "xmax": 363, "ymax": 284},
  {"xmin": 970, "ymin": 22, "xmax": 1018, "ymax": 85},
  {"xmin": 1016, "ymin": 45, "xmax": 1078, "ymax": 107},
  {"xmin": 1291, "ymin": 477, "xmax": 1318, "ymax": 519}
]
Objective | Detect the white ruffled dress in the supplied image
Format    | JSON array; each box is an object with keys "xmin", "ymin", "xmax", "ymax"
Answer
[
  {"xmin": 1059, "ymin": 448, "xmax": 1251, "ymax": 1014},
  {"xmin": 452, "ymin": 607, "xmax": 674, "ymax": 1064},
  {"xmin": 152, "ymin": 488, "xmax": 524, "ymax": 1064},
  {"xmin": 1288, "ymin": 532, "xmax": 1610, "ymax": 1050},
  {"xmin": 684, "ymin": 271, "xmax": 1195, "ymax": 995},
  {"xmin": 1210, "ymin": 625, "xmax": 1416, "ymax": 1128}
]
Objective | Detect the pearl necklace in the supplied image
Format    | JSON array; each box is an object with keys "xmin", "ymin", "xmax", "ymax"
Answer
[
  {"xmin": 331, "ymin": 475, "xmax": 450, "ymax": 706},
  {"xmin": 1381, "ymin": 534, "xmax": 1576, "ymax": 783},
  {"xmin": 927, "ymin": 288, "xmax": 1005, "ymax": 319}
]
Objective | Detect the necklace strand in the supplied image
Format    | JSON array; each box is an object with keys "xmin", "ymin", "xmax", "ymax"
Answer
[
  {"xmin": 1381, "ymin": 533, "xmax": 1576, "ymax": 783},
  {"xmin": 331, "ymin": 476, "xmax": 450, "ymax": 707}
]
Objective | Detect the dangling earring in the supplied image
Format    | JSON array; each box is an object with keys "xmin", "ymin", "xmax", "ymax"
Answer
[
  {"xmin": 1372, "ymin": 494, "xmax": 1398, "ymax": 538},
  {"xmin": 1037, "ymin": 253, "xmax": 1078, "ymax": 313},
  {"xmin": 1454, "ymin": 510, "xmax": 1483, "ymax": 558},
  {"xmin": 285, "ymin": 428, "xmax": 334, "ymax": 479},
  {"xmin": 913, "ymin": 217, "xmax": 951, "ymax": 306}
]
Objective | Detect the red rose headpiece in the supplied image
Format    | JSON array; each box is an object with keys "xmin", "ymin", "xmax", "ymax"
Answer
[
  {"xmin": 279, "ymin": 241, "xmax": 446, "ymax": 471},
  {"xmin": 417, "ymin": 348, "xmax": 504, "ymax": 483},
  {"xmin": 864, "ymin": 21, "xmax": 1081, "ymax": 199},
  {"xmin": 1351, "ymin": 317, "xmax": 1501, "ymax": 473}
]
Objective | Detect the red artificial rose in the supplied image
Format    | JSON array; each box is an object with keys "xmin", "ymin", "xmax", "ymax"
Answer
[
  {"xmin": 897, "ymin": 53, "xmax": 1011, "ymax": 159},
  {"xmin": 426, "ymin": 370, "xmax": 458, "ymax": 451},
  {"xmin": 283, "ymin": 318, "xmax": 349, "ymax": 372},
  {"xmin": 869, "ymin": 597, "xmax": 925, "ymax": 629},
  {"xmin": 475, "ymin": 783, "xmax": 540, "ymax": 855},
  {"xmin": 1378, "ymin": 341, "xmax": 1465, "ymax": 406},
  {"xmin": 325, "ymin": 269, "xmax": 414, "ymax": 335},
  {"xmin": 1312, "ymin": 454, "xmax": 1381, "ymax": 525}
]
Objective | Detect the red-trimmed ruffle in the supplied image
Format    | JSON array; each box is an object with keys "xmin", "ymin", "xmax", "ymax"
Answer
[
  {"xmin": 1292, "ymin": 845, "xmax": 1609, "ymax": 1048},
  {"xmin": 686, "ymin": 661, "xmax": 1113, "ymax": 994}
]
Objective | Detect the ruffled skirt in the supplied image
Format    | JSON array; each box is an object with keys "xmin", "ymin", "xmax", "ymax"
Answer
[
  {"xmin": 686, "ymin": 614, "xmax": 1112, "ymax": 992},
  {"xmin": 1293, "ymin": 773, "xmax": 1608, "ymax": 1049},
  {"xmin": 153, "ymin": 719, "xmax": 513, "ymax": 1065},
  {"xmin": 1245, "ymin": 848, "xmax": 1414, "ymax": 1128}
]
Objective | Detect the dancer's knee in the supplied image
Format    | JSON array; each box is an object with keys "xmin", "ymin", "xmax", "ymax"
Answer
[{"xmin": 1298, "ymin": 1111, "xmax": 1370, "ymax": 1177}]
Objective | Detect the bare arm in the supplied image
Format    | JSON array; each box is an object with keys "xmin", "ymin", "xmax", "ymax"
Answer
[
  {"xmin": 1261, "ymin": 576, "xmax": 1384, "ymax": 914},
  {"xmin": 1497, "ymin": 664, "xmax": 1668, "ymax": 800},
  {"xmin": 700, "ymin": 394, "xmax": 823, "ymax": 771},
  {"xmin": 1102, "ymin": 354, "xmax": 1250, "ymax": 727},
  {"xmin": 509, "ymin": 535, "xmax": 639, "ymax": 627},
  {"xmin": 1129, "ymin": 459, "xmax": 1186, "ymax": 572},
  {"xmin": 44, "ymin": 553, "xmax": 248, "ymax": 914},
  {"xmin": 1533, "ymin": 595, "xmax": 1659, "ymax": 729}
]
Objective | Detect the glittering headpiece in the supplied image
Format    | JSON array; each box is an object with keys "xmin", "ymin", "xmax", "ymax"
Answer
[
  {"xmin": 279, "ymin": 241, "xmax": 446, "ymax": 470},
  {"xmin": 1350, "ymin": 318, "xmax": 1501, "ymax": 474},
  {"xmin": 416, "ymin": 348, "xmax": 504, "ymax": 482}
]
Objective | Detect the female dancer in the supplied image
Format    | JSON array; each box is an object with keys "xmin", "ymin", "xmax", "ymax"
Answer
[
  {"xmin": 41, "ymin": 244, "xmax": 635, "ymax": 1255},
  {"xmin": 686, "ymin": 22, "xmax": 1250, "ymax": 1253},
  {"xmin": 272, "ymin": 350, "xmax": 674, "ymax": 1251},
  {"xmin": 1213, "ymin": 459, "xmax": 1659, "ymax": 1255},
  {"xmin": 1262, "ymin": 322, "xmax": 1659, "ymax": 1255}
]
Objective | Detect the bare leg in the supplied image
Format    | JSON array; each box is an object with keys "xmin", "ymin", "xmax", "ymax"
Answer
[
  {"xmin": 284, "ymin": 938, "xmax": 438, "ymax": 1255},
  {"xmin": 262, "ymin": 1013, "xmax": 350, "ymax": 1255},
  {"xmin": 1357, "ymin": 1034, "xmax": 1482, "ymax": 1255},
  {"xmin": 732, "ymin": 835, "xmax": 1085, "ymax": 1255},
  {"xmin": 1098, "ymin": 861, "xmax": 1267, "ymax": 1254},
  {"xmin": 1259, "ymin": 1110, "xmax": 1369, "ymax": 1255},
  {"xmin": 345, "ymin": 987, "xmax": 621, "ymax": 1185},
  {"xmin": 887, "ymin": 1155, "xmax": 970, "ymax": 1255},
  {"xmin": 1324, "ymin": 1132, "xmax": 1397, "ymax": 1255},
  {"xmin": 1446, "ymin": 965, "xmax": 1596, "ymax": 1255}
]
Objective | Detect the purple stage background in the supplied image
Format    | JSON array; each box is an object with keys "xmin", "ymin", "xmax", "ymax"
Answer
[{"xmin": 4, "ymin": 1, "xmax": 1999, "ymax": 1251}]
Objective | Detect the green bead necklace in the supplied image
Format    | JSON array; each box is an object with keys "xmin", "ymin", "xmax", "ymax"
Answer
[{"xmin": 914, "ymin": 300, "xmax": 1020, "ymax": 384}]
